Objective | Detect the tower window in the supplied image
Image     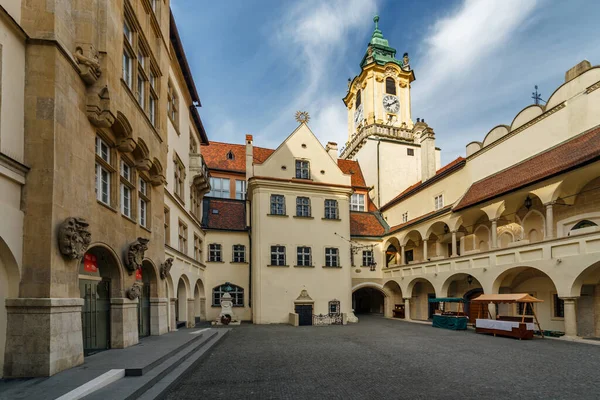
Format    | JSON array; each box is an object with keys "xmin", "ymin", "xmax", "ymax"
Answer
[
  {"xmin": 356, "ymin": 89, "xmax": 362, "ymax": 108},
  {"xmin": 386, "ymin": 77, "xmax": 396, "ymax": 95}
]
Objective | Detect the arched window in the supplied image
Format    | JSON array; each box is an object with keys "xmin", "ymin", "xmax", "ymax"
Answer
[
  {"xmin": 355, "ymin": 89, "xmax": 362, "ymax": 108},
  {"xmin": 212, "ymin": 282, "xmax": 244, "ymax": 306},
  {"xmin": 385, "ymin": 244, "xmax": 397, "ymax": 268},
  {"xmin": 385, "ymin": 77, "xmax": 396, "ymax": 95},
  {"xmin": 226, "ymin": 150, "xmax": 235, "ymax": 160},
  {"xmin": 572, "ymin": 220, "xmax": 598, "ymax": 230}
]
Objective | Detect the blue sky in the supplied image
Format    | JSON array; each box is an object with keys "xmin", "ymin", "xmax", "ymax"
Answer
[{"xmin": 172, "ymin": 0, "xmax": 600, "ymax": 165}]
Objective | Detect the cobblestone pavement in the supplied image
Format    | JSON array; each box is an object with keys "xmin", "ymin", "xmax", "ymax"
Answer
[{"xmin": 164, "ymin": 316, "xmax": 600, "ymax": 400}]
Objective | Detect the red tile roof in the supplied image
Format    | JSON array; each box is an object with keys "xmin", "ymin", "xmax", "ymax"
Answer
[
  {"xmin": 337, "ymin": 159, "xmax": 368, "ymax": 187},
  {"xmin": 454, "ymin": 126, "xmax": 600, "ymax": 211},
  {"xmin": 203, "ymin": 141, "xmax": 275, "ymax": 173},
  {"xmin": 350, "ymin": 212, "xmax": 386, "ymax": 237},
  {"xmin": 380, "ymin": 157, "xmax": 466, "ymax": 211},
  {"xmin": 203, "ymin": 199, "xmax": 246, "ymax": 231}
]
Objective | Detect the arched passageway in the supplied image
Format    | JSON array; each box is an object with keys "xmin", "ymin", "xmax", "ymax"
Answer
[
  {"xmin": 353, "ymin": 287, "xmax": 384, "ymax": 315},
  {"xmin": 571, "ymin": 261, "xmax": 600, "ymax": 338},
  {"xmin": 176, "ymin": 277, "xmax": 188, "ymax": 328},
  {"xmin": 79, "ymin": 245, "xmax": 122, "ymax": 355},
  {"xmin": 137, "ymin": 260, "xmax": 157, "ymax": 337},
  {"xmin": 0, "ymin": 238, "xmax": 19, "ymax": 378},
  {"xmin": 442, "ymin": 273, "xmax": 484, "ymax": 324},
  {"xmin": 409, "ymin": 278, "xmax": 436, "ymax": 321},
  {"xmin": 194, "ymin": 280, "xmax": 205, "ymax": 325}
]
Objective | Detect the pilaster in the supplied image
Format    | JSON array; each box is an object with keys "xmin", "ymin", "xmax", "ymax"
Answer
[
  {"xmin": 561, "ymin": 297, "xmax": 578, "ymax": 337},
  {"xmin": 110, "ymin": 298, "xmax": 139, "ymax": 348},
  {"xmin": 187, "ymin": 298, "xmax": 195, "ymax": 328},
  {"xmin": 150, "ymin": 297, "xmax": 169, "ymax": 335}
]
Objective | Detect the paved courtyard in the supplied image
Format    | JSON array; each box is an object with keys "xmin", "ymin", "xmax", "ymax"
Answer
[{"xmin": 165, "ymin": 316, "xmax": 600, "ymax": 400}]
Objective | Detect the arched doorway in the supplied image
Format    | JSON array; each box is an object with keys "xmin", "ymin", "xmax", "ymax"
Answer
[
  {"xmin": 408, "ymin": 278, "xmax": 436, "ymax": 320},
  {"xmin": 353, "ymin": 287, "xmax": 384, "ymax": 314},
  {"xmin": 176, "ymin": 277, "xmax": 188, "ymax": 328},
  {"xmin": 570, "ymin": 261, "xmax": 600, "ymax": 338},
  {"xmin": 0, "ymin": 238, "xmax": 19, "ymax": 378},
  {"xmin": 442, "ymin": 273, "xmax": 484, "ymax": 324},
  {"xmin": 137, "ymin": 260, "xmax": 157, "ymax": 338},
  {"xmin": 79, "ymin": 245, "xmax": 122, "ymax": 356},
  {"xmin": 194, "ymin": 280, "xmax": 205, "ymax": 325}
]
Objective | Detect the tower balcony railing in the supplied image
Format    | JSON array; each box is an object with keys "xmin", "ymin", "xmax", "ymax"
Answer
[{"xmin": 341, "ymin": 123, "xmax": 414, "ymax": 158}]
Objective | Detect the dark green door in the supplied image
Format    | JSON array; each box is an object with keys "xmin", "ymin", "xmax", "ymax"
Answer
[
  {"xmin": 295, "ymin": 305, "xmax": 313, "ymax": 326},
  {"xmin": 80, "ymin": 279, "xmax": 110, "ymax": 356},
  {"xmin": 138, "ymin": 284, "xmax": 151, "ymax": 338}
]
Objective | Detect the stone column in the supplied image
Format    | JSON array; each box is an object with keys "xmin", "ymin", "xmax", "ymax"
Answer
[
  {"xmin": 404, "ymin": 298, "xmax": 411, "ymax": 320},
  {"xmin": 187, "ymin": 298, "xmax": 196, "ymax": 328},
  {"xmin": 401, "ymin": 245, "xmax": 406, "ymax": 265},
  {"xmin": 169, "ymin": 298, "xmax": 177, "ymax": 331},
  {"xmin": 545, "ymin": 202, "xmax": 554, "ymax": 239},
  {"xmin": 423, "ymin": 239, "xmax": 428, "ymax": 261},
  {"xmin": 150, "ymin": 297, "xmax": 169, "ymax": 335},
  {"xmin": 451, "ymin": 231, "xmax": 457, "ymax": 257},
  {"xmin": 561, "ymin": 297, "xmax": 578, "ymax": 337},
  {"xmin": 110, "ymin": 298, "xmax": 139, "ymax": 348},
  {"xmin": 3, "ymin": 298, "xmax": 84, "ymax": 377},
  {"xmin": 491, "ymin": 219, "xmax": 498, "ymax": 249}
]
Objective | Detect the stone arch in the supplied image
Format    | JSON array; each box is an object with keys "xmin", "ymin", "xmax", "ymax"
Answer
[
  {"xmin": 383, "ymin": 280, "xmax": 403, "ymax": 318},
  {"xmin": 473, "ymin": 224, "xmax": 491, "ymax": 251},
  {"xmin": 522, "ymin": 209, "xmax": 545, "ymax": 242},
  {"xmin": 382, "ymin": 236, "xmax": 401, "ymax": 267},
  {"xmin": 85, "ymin": 242, "xmax": 124, "ymax": 298},
  {"xmin": 132, "ymin": 138, "xmax": 151, "ymax": 171},
  {"xmin": 568, "ymin": 260, "xmax": 600, "ymax": 337},
  {"xmin": 352, "ymin": 282, "xmax": 387, "ymax": 315},
  {"xmin": 0, "ymin": 237, "xmax": 20, "ymax": 378},
  {"xmin": 141, "ymin": 258, "xmax": 159, "ymax": 297},
  {"xmin": 176, "ymin": 275, "xmax": 190, "ymax": 325},
  {"xmin": 113, "ymin": 111, "xmax": 133, "ymax": 138},
  {"xmin": 406, "ymin": 277, "xmax": 437, "ymax": 321},
  {"xmin": 440, "ymin": 273, "xmax": 483, "ymax": 297},
  {"xmin": 568, "ymin": 260, "xmax": 600, "ymax": 297},
  {"xmin": 194, "ymin": 279, "xmax": 206, "ymax": 322}
]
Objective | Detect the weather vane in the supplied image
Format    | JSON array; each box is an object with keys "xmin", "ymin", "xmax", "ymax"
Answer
[
  {"xmin": 531, "ymin": 85, "xmax": 546, "ymax": 105},
  {"xmin": 295, "ymin": 111, "xmax": 310, "ymax": 124}
]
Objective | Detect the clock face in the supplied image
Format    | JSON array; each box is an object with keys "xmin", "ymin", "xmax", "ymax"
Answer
[
  {"xmin": 354, "ymin": 104, "xmax": 364, "ymax": 126},
  {"xmin": 383, "ymin": 95, "xmax": 400, "ymax": 114}
]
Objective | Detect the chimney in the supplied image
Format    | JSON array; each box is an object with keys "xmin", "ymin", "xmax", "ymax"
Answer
[
  {"xmin": 413, "ymin": 120, "xmax": 436, "ymax": 182},
  {"xmin": 245, "ymin": 134, "xmax": 253, "ymax": 179},
  {"xmin": 565, "ymin": 60, "xmax": 591, "ymax": 83},
  {"xmin": 325, "ymin": 141, "xmax": 338, "ymax": 161}
]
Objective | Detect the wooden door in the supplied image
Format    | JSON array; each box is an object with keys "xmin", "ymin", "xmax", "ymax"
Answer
[{"xmin": 295, "ymin": 305, "xmax": 313, "ymax": 326}]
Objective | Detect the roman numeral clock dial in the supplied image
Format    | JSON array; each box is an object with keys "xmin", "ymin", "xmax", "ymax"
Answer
[{"xmin": 383, "ymin": 94, "xmax": 400, "ymax": 114}]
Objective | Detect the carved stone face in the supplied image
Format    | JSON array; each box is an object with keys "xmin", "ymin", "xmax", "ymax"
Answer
[
  {"xmin": 127, "ymin": 283, "xmax": 142, "ymax": 300},
  {"xmin": 58, "ymin": 217, "xmax": 92, "ymax": 260},
  {"xmin": 126, "ymin": 237, "xmax": 150, "ymax": 273}
]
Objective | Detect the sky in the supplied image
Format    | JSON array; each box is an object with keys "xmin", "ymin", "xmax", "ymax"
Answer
[{"xmin": 172, "ymin": 0, "xmax": 600, "ymax": 165}]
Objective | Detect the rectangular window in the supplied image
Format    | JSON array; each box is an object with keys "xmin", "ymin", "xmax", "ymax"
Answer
[
  {"xmin": 233, "ymin": 245, "xmax": 246, "ymax": 263},
  {"xmin": 174, "ymin": 156, "xmax": 185, "ymax": 200},
  {"xmin": 139, "ymin": 178, "xmax": 149, "ymax": 228},
  {"xmin": 96, "ymin": 136, "xmax": 110, "ymax": 163},
  {"xmin": 297, "ymin": 246, "xmax": 312, "ymax": 266},
  {"xmin": 137, "ymin": 69, "xmax": 146, "ymax": 107},
  {"xmin": 362, "ymin": 250, "xmax": 374, "ymax": 266},
  {"xmin": 270, "ymin": 194, "xmax": 285, "ymax": 215},
  {"xmin": 325, "ymin": 248, "xmax": 339, "ymax": 267},
  {"xmin": 149, "ymin": 94, "xmax": 157, "ymax": 126},
  {"xmin": 121, "ymin": 184, "xmax": 132, "ymax": 217},
  {"xmin": 194, "ymin": 234, "xmax": 202, "ymax": 261},
  {"xmin": 402, "ymin": 212, "xmax": 408, "ymax": 223},
  {"xmin": 164, "ymin": 208, "xmax": 170, "ymax": 244},
  {"xmin": 270, "ymin": 245, "xmax": 286, "ymax": 266},
  {"xmin": 324, "ymin": 199, "xmax": 339, "ymax": 219},
  {"xmin": 553, "ymin": 294, "xmax": 565, "ymax": 318},
  {"xmin": 407, "ymin": 148, "xmax": 414, "ymax": 156},
  {"xmin": 167, "ymin": 81, "xmax": 179, "ymax": 128},
  {"xmin": 434, "ymin": 194, "xmax": 444, "ymax": 210},
  {"xmin": 235, "ymin": 180, "xmax": 246, "ymax": 200},
  {"xmin": 295, "ymin": 160, "xmax": 310, "ymax": 179},
  {"xmin": 178, "ymin": 220, "xmax": 188, "ymax": 254},
  {"xmin": 124, "ymin": 20, "xmax": 132, "ymax": 43},
  {"xmin": 350, "ymin": 193, "xmax": 365, "ymax": 211},
  {"xmin": 209, "ymin": 243, "xmax": 222, "ymax": 262},
  {"xmin": 208, "ymin": 177, "xmax": 231, "ymax": 198},
  {"xmin": 123, "ymin": 50, "xmax": 133, "ymax": 87},
  {"xmin": 296, "ymin": 197, "xmax": 311, "ymax": 217},
  {"xmin": 95, "ymin": 137, "xmax": 111, "ymax": 205}
]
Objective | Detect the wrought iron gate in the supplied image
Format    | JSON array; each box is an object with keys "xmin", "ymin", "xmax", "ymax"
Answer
[
  {"xmin": 81, "ymin": 280, "xmax": 110, "ymax": 356},
  {"xmin": 138, "ymin": 284, "xmax": 151, "ymax": 338},
  {"xmin": 313, "ymin": 313, "xmax": 343, "ymax": 326}
]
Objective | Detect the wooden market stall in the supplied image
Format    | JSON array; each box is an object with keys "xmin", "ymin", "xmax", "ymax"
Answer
[
  {"xmin": 471, "ymin": 294, "xmax": 544, "ymax": 340},
  {"xmin": 428, "ymin": 297, "xmax": 468, "ymax": 330}
]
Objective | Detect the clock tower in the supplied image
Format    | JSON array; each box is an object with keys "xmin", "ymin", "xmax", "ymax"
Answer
[{"xmin": 342, "ymin": 16, "xmax": 440, "ymax": 208}]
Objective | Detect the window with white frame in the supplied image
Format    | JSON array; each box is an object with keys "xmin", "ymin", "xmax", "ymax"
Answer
[
  {"xmin": 120, "ymin": 161, "xmax": 133, "ymax": 217},
  {"xmin": 190, "ymin": 186, "xmax": 201, "ymax": 218},
  {"xmin": 434, "ymin": 194, "xmax": 444, "ymax": 210},
  {"xmin": 270, "ymin": 245, "xmax": 286, "ymax": 266},
  {"xmin": 95, "ymin": 136, "xmax": 112, "ymax": 205},
  {"xmin": 232, "ymin": 245, "xmax": 246, "ymax": 263},
  {"xmin": 270, "ymin": 194, "xmax": 285, "ymax": 215},
  {"xmin": 178, "ymin": 220, "xmax": 188, "ymax": 254},
  {"xmin": 164, "ymin": 207, "xmax": 170, "ymax": 244},
  {"xmin": 325, "ymin": 248, "xmax": 340, "ymax": 267},
  {"xmin": 212, "ymin": 283, "xmax": 244, "ymax": 307},
  {"xmin": 402, "ymin": 212, "xmax": 408, "ymax": 223},
  {"xmin": 208, "ymin": 177, "xmax": 230, "ymax": 198},
  {"xmin": 350, "ymin": 193, "xmax": 365, "ymax": 211},
  {"xmin": 139, "ymin": 177, "xmax": 149, "ymax": 228},
  {"xmin": 296, "ymin": 197, "xmax": 311, "ymax": 217},
  {"xmin": 324, "ymin": 199, "xmax": 339, "ymax": 219},
  {"xmin": 362, "ymin": 250, "xmax": 374, "ymax": 267},
  {"xmin": 122, "ymin": 18, "xmax": 133, "ymax": 87},
  {"xmin": 174, "ymin": 155, "xmax": 185, "ymax": 200},
  {"xmin": 209, "ymin": 243, "xmax": 222, "ymax": 262},
  {"xmin": 167, "ymin": 81, "xmax": 178, "ymax": 128},
  {"xmin": 235, "ymin": 180, "xmax": 246, "ymax": 200},
  {"xmin": 193, "ymin": 234, "xmax": 202, "ymax": 261},
  {"xmin": 297, "ymin": 246, "xmax": 312, "ymax": 266},
  {"xmin": 295, "ymin": 159, "xmax": 310, "ymax": 179}
]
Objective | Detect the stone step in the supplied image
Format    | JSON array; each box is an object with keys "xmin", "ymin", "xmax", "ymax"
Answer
[{"xmin": 83, "ymin": 329, "xmax": 229, "ymax": 400}]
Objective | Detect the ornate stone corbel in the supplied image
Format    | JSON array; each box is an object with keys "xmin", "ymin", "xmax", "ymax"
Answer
[
  {"xmin": 117, "ymin": 137, "xmax": 136, "ymax": 153},
  {"xmin": 127, "ymin": 283, "xmax": 142, "ymax": 300},
  {"xmin": 149, "ymin": 173, "xmax": 166, "ymax": 186},
  {"xmin": 58, "ymin": 217, "xmax": 92, "ymax": 260},
  {"xmin": 399, "ymin": 81, "xmax": 407, "ymax": 88},
  {"xmin": 125, "ymin": 237, "xmax": 149, "ymax": 275},
  {"xmin": 136, "ymin": 158, "xmax": 152, "ymax": 171},
  {"xmin": 87, "ymin": 86, "xmax": 115, "ymax": 128},
  {"xmin": 160, "ymin": 258, "xmax": 173, "ymax": 280},
  {"xmin": 74, "ymin": 44, "xmax": 101, "ymax": 85},
  {"xmin": 375, "ymin": 75, "xmax": 384, "ymax": 83}
]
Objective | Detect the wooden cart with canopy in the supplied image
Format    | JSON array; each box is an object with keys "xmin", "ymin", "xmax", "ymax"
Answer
[
  {"xmin": 428, "ymin": 297, "xmax": 468, "ymax": 330},
  {"xmin": 471, "ymin": 293, "xmax": 544, "ymax": 340}
]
